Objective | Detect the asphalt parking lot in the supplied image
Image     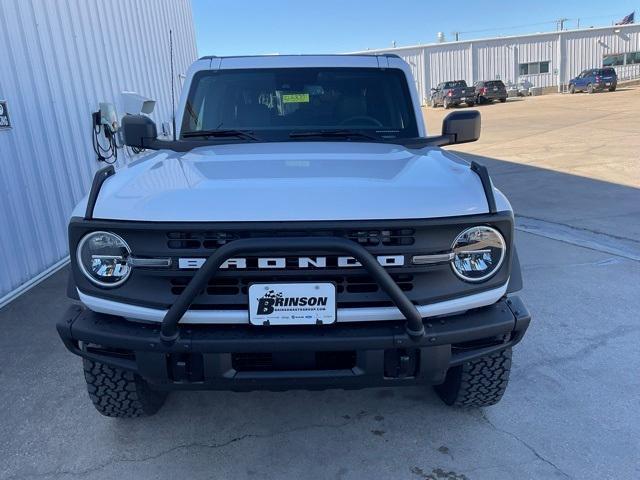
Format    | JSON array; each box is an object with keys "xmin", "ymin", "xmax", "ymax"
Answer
[{"xmin": 1, "ymin": 87, "xmax": 639, "ymax": 480}]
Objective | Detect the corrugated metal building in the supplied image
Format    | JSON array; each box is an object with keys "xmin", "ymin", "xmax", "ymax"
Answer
[
  {"xmin": 361, "ymin": 23, "xmax": 640, "ymax": 104},
  {"xmin": 0, "ymin": 0, "xmax": 197, "ymax": 306}
]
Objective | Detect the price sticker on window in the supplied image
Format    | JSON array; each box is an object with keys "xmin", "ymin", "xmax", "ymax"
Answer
[{"xmin": 282, "ymin": 93, "xmax": 310, "ymax": 104}]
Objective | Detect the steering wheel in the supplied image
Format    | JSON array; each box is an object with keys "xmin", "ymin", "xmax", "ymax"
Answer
[{"xmin": 339, "ymin": 115, "xmax": 384, "ymax": 127}]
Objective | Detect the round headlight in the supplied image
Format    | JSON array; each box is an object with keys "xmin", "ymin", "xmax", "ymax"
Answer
[
  {"xmin": 76, "ymin": 231, "xmax": 132, "ymax": 287},
  {"xmin": 451, "ymin": 226, "xmax": 506, "ymax": 282}
]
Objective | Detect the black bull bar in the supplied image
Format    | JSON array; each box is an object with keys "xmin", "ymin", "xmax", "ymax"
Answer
[{"xmin": 160, "ymin": 237, "xmax": 426, "ymax": 344}]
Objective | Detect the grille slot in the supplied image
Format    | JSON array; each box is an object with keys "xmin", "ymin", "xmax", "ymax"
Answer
[
  {"xmin": 167, "ymin": 231, "xmax": 238, "ymax": 249},
  {"xmin": 168, "ymin": 274, "xmax": 414, "ymax": 305},
  {"xmin": 347, "ymin": 229, "xmax": 415, "ymax": 246},
  {"xmin": 166, "ymin": 228, "xmax": 415, "ymax": 250},
  {"xmin": 232, "ymin": 353, "xmax": 274, "ymax": 371},
  {"xmin": 231, "ymin": 351, "xmax": 357, "ymax": 372}
]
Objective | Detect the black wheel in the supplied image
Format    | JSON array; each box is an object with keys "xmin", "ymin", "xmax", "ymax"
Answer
[
  {"xmin": 587, "ymin": 83, "xmax": 594, "ymax": 94},
  {"xmin": 609, "ymin": 85, "xmax": 616, "ymax": 92},
  {"xmin": 430, "ymin": 97, "xmax": 438, "ymax": 108},
  {"xmin": 499, "ymin": 98, "xmax": 507, "ymax": 103},
  {"xmin": 443, "ymin": 98, "xmax": 451, "ymax": 109},
  {"xmin": 83, "ymin": 359, "xmax": 167, "ymax": 418},
  {"xmin": 466, "ymin": 100, "xmax": 475, "ymax": 107},
  {"xmin": 569, "ymin": 84, "xmax": 576, "ymax": 94},
  {"xmin": 434, "ymin": 348, "xmax": 512, "ymax": 407}
]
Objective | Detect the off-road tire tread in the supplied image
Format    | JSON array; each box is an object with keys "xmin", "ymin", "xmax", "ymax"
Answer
[
  {"xmin": 435, "ymin": 348, "xmax": 512, "ymax": 407},
  {"xmin": 83, "ymin": 359, "xmax": 166, "ymax": 418}
]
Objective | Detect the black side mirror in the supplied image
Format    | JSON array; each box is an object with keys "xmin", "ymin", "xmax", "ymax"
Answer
[
  {"xmin": 121, "ymin": 114, "xmax": 158, "ymax": 149},
  {"xmin": 442, "ymin": 110, "xmax": 481, "ymax": 144}
]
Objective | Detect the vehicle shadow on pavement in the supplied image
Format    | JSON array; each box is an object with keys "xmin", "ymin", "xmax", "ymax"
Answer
[
  {"xmin": 0, "ymin": 155, "xmax": 638, "ymax": 480},
  {"xmin": 450, "ymin": 151, "xmax": 640, "ymax": 242}
]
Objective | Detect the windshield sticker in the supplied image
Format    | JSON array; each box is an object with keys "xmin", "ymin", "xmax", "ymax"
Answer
[{"xmin": 282, "ymin": 93, "xmax": 310, "ymax": 104}]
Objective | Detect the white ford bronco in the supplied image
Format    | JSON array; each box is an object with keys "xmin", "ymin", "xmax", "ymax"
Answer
[{"xmin": 57, "ymin": 54, "xmax": 530, "ymax": 417}]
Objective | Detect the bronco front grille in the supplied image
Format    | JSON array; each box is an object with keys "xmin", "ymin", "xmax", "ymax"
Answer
[
  {"xmin": 69, "ymin": 213, "xmax": 514, "ymax": 312},
  {"xmin": 166, "ymin": 228, "xmax": 415, "ymax": 250}
]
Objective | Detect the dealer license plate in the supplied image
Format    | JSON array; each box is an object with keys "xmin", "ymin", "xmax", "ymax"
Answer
[{"xmin": 248, "ymin": 283, "xmax": 337, "ymax": 326}]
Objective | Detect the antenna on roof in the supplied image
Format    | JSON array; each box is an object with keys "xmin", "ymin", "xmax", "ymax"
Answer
[
  {"xmin": 556, "ymin": 18, "xmax": 568, "ymax": 31},
  {"xmin": 170, "ymin": 29, "xmax": 176, "ymax": 141}
]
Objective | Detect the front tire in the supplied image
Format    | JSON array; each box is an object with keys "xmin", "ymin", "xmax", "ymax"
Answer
[
  {"xmin": 587, "ymin": 83, "xmax": 594, "ymax": 94},
  {"xmin": 443, "ymin": 98, "xmax": 451, "ymax": 109},
  {"xmin": 609, "ymin": 85, "xmax": 616, "ymax": 92},
  {"xmin": 499, "ymin": 97, "xmax": 507, "ymax": 103},
  {"xmin": 83, "ymin": 359, "xmax": 167, "ymax": 418},
  {"xmin": 569, "ymin": 84, "xmax": 576, "ymax": 94},
  {"xmin": 434, "ymin": 348, "xmax": 512, "ymax": 407}
]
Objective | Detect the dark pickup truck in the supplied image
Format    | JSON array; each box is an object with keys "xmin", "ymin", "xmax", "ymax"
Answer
[
  {"xmin": 430, "ymin": 80, "xmax": 475, "ymax": 108},
  {"xmin": 474, "ymin": 80, "xmax": 508, "ymax": 104}
]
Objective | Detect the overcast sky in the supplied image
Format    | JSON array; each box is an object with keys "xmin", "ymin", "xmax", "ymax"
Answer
[{"xmin": 192, "ymin": 0, "xmax": 637, "ymax": 56}]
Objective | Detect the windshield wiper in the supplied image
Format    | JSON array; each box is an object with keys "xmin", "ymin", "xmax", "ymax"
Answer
[
  {"xmin": 289, "ymin": 129, "xmax": 380, "ymax": 141},
  {"xmin": 182, "ymin": 129, "xmax": 258, "ymax": 140}
]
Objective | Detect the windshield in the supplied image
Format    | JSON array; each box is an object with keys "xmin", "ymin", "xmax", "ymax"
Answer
[
  {"xmin": 443, "ymin": 81, "xmax": 467, "ymax": 88},
  {"xmin": 180, "ymin": 68, "xmax": 418, "ymax": 141},
  {"xmin": 485, "ymin": 81, "xmax": 504, "ymax": 88}
]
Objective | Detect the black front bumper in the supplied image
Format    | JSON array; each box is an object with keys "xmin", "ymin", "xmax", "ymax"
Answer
[{"xmin": 57, "ymin": 296, "xmax": 530, "ymax": 391}]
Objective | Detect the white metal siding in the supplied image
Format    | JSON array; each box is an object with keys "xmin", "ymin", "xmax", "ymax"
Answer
[
  {"xmin": 474, "ymin": 41, "xmax": 516, "ymax": 85},
  {"xmin": 512, "ymin": 36, "xmax": 557, "ymax": 88},
  {"xmin": 0, "ymin": 0, "xmax": 197, "ymax": 303},
  {"xmin": 427, "ymin": 45, "xmax": 472, "ymax": 91},
  {"xmin": 389, "ymin": 48, "xmax": 426, "ymax": 104},
  {"xmin": 361, "ymin": 24, "xmax": 640, "ymax": 95},
  {"xmin": 563, "ymin": 28, "xmax": 640, "ymax": 83}
]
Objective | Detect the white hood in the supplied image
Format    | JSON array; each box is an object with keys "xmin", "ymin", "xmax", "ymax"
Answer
[{"xmin": 82, "ymin": 142, "xmax": 508, "ymax": 222}]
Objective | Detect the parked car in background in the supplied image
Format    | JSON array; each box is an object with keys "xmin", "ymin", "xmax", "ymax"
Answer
[
  {"xmin": 473, "ymin": 80, "xmax": 508, "ymax": 104},
  {"xmin": 569, "ymin": 68, "xmax": 617, "ymax": 94},
  {"xmin": 430, "ymin": 80, "xmax": 475, "ymax": 108},
  {"xmin": 506, "ymin": 80, "xmax": 533, "ymax": 97}
]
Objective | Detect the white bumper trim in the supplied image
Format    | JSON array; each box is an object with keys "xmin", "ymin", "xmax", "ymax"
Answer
[{"xmin": 77, "ymin": 283, "xmax": 508, "ymax": 325}]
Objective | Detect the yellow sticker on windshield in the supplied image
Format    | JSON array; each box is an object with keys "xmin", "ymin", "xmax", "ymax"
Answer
[{"xmin": 282, "ymin": 93, "xmax": 310, "ymax": 104}]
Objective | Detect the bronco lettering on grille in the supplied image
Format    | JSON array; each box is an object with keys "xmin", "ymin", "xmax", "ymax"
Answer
[{"xmin": 177, "ymin": 255, "xmax": 405, "ymax": 270}]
